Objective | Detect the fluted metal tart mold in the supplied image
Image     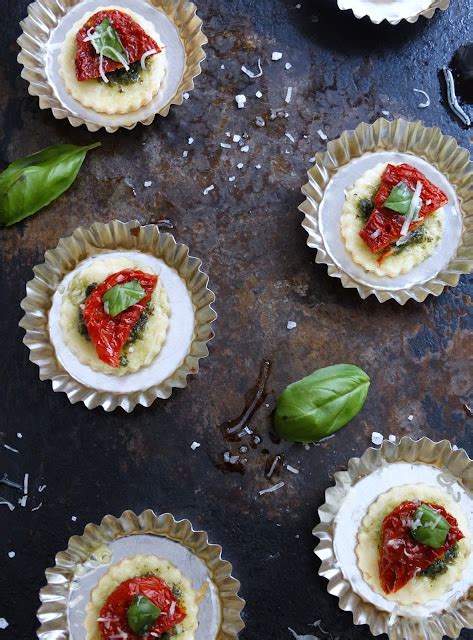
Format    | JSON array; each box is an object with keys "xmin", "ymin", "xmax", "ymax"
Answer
[
  {"xmin": 17, "ymin": 0, "xmax": 207, "ymax": 132},
  {"xmin": 20, "ymin": 219, "xmax": 216, "ymax": 411},
  {"xmin": 37, "ymin": 509, "xmax": 245, "ymax": 638},
  {"xmin": 313, "ymin": 437, "xmax": 473, "ymax": 640},
  {"xmin": 336, "ymin": 0, "xmax": 449, "ymax": 24},
  {"xmin": 300, "ymin": 118, "xmax": 473, "ymax": 304}
]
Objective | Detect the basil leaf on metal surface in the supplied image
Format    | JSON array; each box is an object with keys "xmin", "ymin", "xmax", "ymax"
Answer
[
  {"xmin": 274, "ymin": 364, "xmax": 370, "ymax": 443},
  {"xmin": 384, "ymin": 181, "xmax": 418, "ymax": 215},
  {"xmin": 102, "ymin": 280, "xmax": 145, "ymax": 317},
  {"xmin": 91, "ymin": 18, "xmax": 129, "ymax": 64},
  {"xmin": 0, "ymin": 142, "xmax": 101, "ymax": 226},
  {"xmin": 410, "ymin": 504, "xmax": 450, "ymax": 549},
  {"xmin": 126, "ymin": 594, "xmax": 160, "ymax": 635}
]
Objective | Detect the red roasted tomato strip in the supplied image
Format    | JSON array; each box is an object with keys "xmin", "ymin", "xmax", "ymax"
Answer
[
  {"xmin": 379, "ymin": 500, "xmax": 464, "ymax": 594},
  {"xmin": 83, "ymin": 269, "xmax": 157, "ymax": 368},
  {"xmin": 98, "ymin": 575, "xmax": 186, "ymax": 639},
  {"xmin": 75, "ymin": 9, "xmax": 160, "ymax": 81},
  {"xmin": 359, "ymin": 163, "xmax": 448, "ymax": 255}
]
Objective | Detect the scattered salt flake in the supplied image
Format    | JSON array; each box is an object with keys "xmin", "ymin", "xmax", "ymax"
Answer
[
  {"xmin": 240, "ymin": 145, "xmax": 249, "ymax": 153},
  {"xmin": 71, "ymin": 516, "xmax": 77, "ymax": 522},
  {"xmin": 452, "ymin": 444, "xmax": 459, "ymax": 451},
  {"xmin": 255, "ymin": 164, "xmax": 261, "ymax": 169},
  {"xmin": 255, "ymin": 90, "xmax": 263, "ymax": 98},
  {"xmin": 317, "ymin": 128, "xmax": 328, "ymax": 141},
  {"xmin": 220, "ymin": 64, "xmax": 225, "ymax": 69},
  {"xmin": 285, "ymin": 86, "xmax": 293, "ymax": 103},
  {"xmin": 295, "ymin": 3, "xmax": 301, "ymax": 7},
  {"xmin": 288, "ymin": 627, "xmax": 318, "ymax": 640},
  {"xmin": 183, "ymin": 92, "xmax": 189, "ymax": 99},
  {"xmin": 309, "ymin": 156, "xmax": 316, "ymax": 163},
  {"xmin": 182, "ymin": 150, "xmax": 188, "ymax": 158},
  {"xmin": 203, "ymin": 185, "xmax": 215, "ymax": 195},
  {"xmin": 255, "ymin": 116, "xmax": 265, "ymax": 127},
  {"xmin": 8, "ymin": 551, "xmax": 15, "ymax": 559},
  {"xmin": 259, "ymin": 481, "xmax": 285, "ymax": 496},
  {"xmin": 285, "ymin": 132, "xmax": 295, "ymax": 143},
  {"xmin": 304, "ymin": 444, "xmax": 310, "ymax": 450},
  {"xmin": 38, "ymin": 484, "xmax": 46, "ymax": 493},
  {"xmin": 228, "ymin": 176, "xmax": 236, "ymax": 183},
  {"xmin": 0, "ymin": 619, "xmax": 8, "ymax": 630},
  {"xmin": 371, "ymin": 432, "xmax": 384, "ymax": 446},
  {"xmin": 220, "ymin": 142, "xmax": 232, "ymax": 149},
  {"xmin": 381, "ymin": 110, "xmax": 390, "ymax": 116},
  {"xmin": 388, "ymin": 434, "xmax": 396, "ymax": 443},
  {"xmin": 31, "ymin": 502, "xmax": 43, "ymax": 512},
  {"xmin": 17, "ymin": 433, "xmax": 22, "ymax": 439},
  {"xmin": 272, "ymin": 51, "xmax": 283, "ymax": 61},
  {"xmin": 285, "ymin": 62, "xmax": 293, "ymax": 70},
  {"xmin": 188, "ymin": 137, "xmax": 194, "ymax": 144},
  {"xmin": 235, "ymin": 94, "xmax": 247, "ymax": 108},
  {"xmin": 237, "ymin": 162, "xmax": 244, "ymax": 169},
  {"xmin": 23, "ymin": 473, "xmax": 29, "ymax": 495},
  {"xmin": 408, "ymin": 414, "xmax": 414, "ymax": 421},
  {"xmin": 286, "ymin": 464, "xmax": 299, "ymax": 474},
  {"xmin": 0, "ymin": 499, "xmax": 15, "ymax": 511},
  {"xmin": 190, "ymin": 441, "xmax": 201, "ymax": 451},
  {"xmin": 232, "ymin": 134, "xmax": 241, "ymax": 142},
  {"xmin": 4, "ymin": 444, "xmax": 18, "ymax": 453},
  {"xmin": 287, "ymin": 321, "xmax": 297, "ymax": 330},
  {"xmin": 241, "ymin": 58, "xmax": 263, "ymax": 78},
  {"xmin": 19, "ymin": 496, "xmax": 27, "ymax": 508},
  {"xmin": 143, "ymin": 181, "xmax": 152, "ymax": 188}
]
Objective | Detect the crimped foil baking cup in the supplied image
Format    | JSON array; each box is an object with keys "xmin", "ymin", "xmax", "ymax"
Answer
[
  {"xmin": 300, "ymin": 118, "xmax": 473, "ymax": 304},
  {"xmin": 17, "ymin": 0, "xmax": 207, "ymax": 132},
  {"xmin": 19, "ymin": 219, "xmax": 216, "ymax": 411},
  {"xmin": 313, "ymin": 437, "xmax": 473, "ymax": 640},
  {"xmin": 37, "ymin": 509, "xmax": 245, "ymax": 639},
  {"xmin": 337, "ymin": 0, "xmax": 449, "ymax": 24}
]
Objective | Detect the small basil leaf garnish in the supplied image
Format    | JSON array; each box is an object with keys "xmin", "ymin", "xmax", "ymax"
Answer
[
  {"xmin": 91, "ymin": 18, "xmax": 129, "ymax": 65},
  {"xmin": 102, "ymin": 280, "xmax": 145, "ymax": 317},
  {"xmin": 0, "ymin": 143, "xmax": 101, "ymax": 227},
  {"xmin": 126, "ymin": 594, "xmax": 160, "ymax": 635},
  {"xmin": 383, "ymin": 181, "xmax": 421, "ymax": 216},
  {"xmin": 410, "ymin": 504, "xmax": 451, "ymax": 549},
  {"xmin": 274, "ymin": 364, "xmax": 370, "ymax": 443}
]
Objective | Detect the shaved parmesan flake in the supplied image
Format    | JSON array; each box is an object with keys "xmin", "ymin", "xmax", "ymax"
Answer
[
  {"xmin": 241, "ymin": 58, "xmax": 263, "ymax": 78},
  {"xmin": 443, "ymin": 66, "xmax": 471, "ymax": 126},
  {"xmin": 371, "ymin": 432, "xmax": 383, "ymax": 446},
  {"xmin": 169, "ymin": 600, "xmax": 176, "ymax": 616},
  {"xmin": 370, "ymin": 229, "xmax": 381, "ymax": 239},
  {"xmin": 235, "ymin": 94, "xmax": 247, "ymax": 108},
  {"xmin": 203, "ymin": 185, "xmax": 215, "ymax": 195},
  {"xmin": 267, "ymin": 456, "xmax": 280, "ymax": 478},
  {"xmin": 285, "ymin": 132, "xmax": 295, "ymax": 143},
  {"xmin": 413, "ymin": 88, "xmax": 431, "ymax": 108},
  {"xmin": 317, "ymin": 128, "xmax": 328, "ymax": 141},
  {"xmin": 259, "ymin": 481, "xmax": 285, "ymax": 495},
  {"xmin": 23, "ymin": 473, "xmax": 29, "ymax": 495},
  {"xmin": 31, "ymin": 502, "xmax": 43, "ymax": 512},
  {"xmin": 4, "ymin": 444, "xmax": 18, "ymax": 453},
  {"xmin": 0, "ymin": 498, "xmax": 14, "ymax": 511},
  {"xmin": 285, "ymin": 86, "xmax": 293, "ymax": 103},
  {"xmin": 286, "ymin": 464, "xmax": 299, "ymax": 474},
  {"xmin": 38, "ymin": 484, "xmax": 47, "ymax": 493},
  {"xmin": 287, "ymin": 320, "xmax": 297, "ymax": 329},
  {"xmin": 255, "ymin": 90, "xmax": 263, "ymax": 98},
  {"xmin": 0, "ymin": 619, "xmax": 8, "ymax": 630},
  {"xmin": 272, "ymin": 51, "xmax": 283, "ymax": 61},
  {"xmin": 288, "ymin": 627, "xmax": 319, "ymax": 640},
  {"xmin": 190, "ymin": 441, "xmax": 201, "ymax": 450},
  {"xmin": 140, "ymin": 48, "xmax": 157, "ymax": 69},
  {"xmin": 220, "ymin": 64, "xmax": 225, "ymax": 69}
]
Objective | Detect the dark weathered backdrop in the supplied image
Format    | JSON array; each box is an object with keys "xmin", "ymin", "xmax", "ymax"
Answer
[{"xmin": 1, "ymin": 0, "xmax": 472, "ymax": 638}]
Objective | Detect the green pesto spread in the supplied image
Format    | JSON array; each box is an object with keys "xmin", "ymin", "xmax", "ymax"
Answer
[
  {"xmin": 102, "ymin": 59, "xmax": 151, "ymax": 86},
  {"xmin": 420, "ymin": 544, "xmax": 459, "ymax": 580}
]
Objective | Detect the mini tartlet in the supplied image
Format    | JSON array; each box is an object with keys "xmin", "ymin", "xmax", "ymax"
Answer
[
  {"xmin": 20, "ymin": 220, "xmax": 216, "ymax": 411},
  {"xmin": 36, "ymin": 511, "xmax": 245, "ymax": 640},
  {"xmin": 313, "ymin": 437, "xmax": 473, "ymax": 640},
  {"xmin": 336, "ymin": 0, "xmax": 450, "ymax": 24},
  {"xmin": 58, "ymin": 6, "xmax": 167, "ymax": 115}
]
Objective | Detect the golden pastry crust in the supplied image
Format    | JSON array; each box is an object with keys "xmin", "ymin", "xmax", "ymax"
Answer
[
  {"xmin": 58, "ymin": 6, "xmax": 167, "ymax": 115},
  {"xmin": 356, "ymin": 484, "xmax": 470, "ymax": 605},
  {"xmin": 59, "ymin": 256, "xmax": 170, "ymax": 376},
  {"xmin": 84, "ymin": 554, "xmax": 199, "ymax": 640},
  {"xmin": 340, "ymin": 163, "xmax": 444, "ymax": 277}
]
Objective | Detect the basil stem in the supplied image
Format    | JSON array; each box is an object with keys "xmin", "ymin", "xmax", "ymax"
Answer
[
  {"xmin": 410, "ymin": 504, "xmax": 450, "ymax": 548},
  {"xmin": 102, "ymin": 280, "xmax": 145, "ymax": 317},
  {"xmin": 91, "ymin": 19, "xmax": 129, "ymax": 65},
  {"xmin": 126, "ymin": 594, "xmax": 160, "ymax": 635},
  {"xmin": 0, "ymin": 142, "xmax": 101, "ymax": 226},
  {"xmin": 274, "ymin": 364, "xmax": 370, "ymax": 443}
]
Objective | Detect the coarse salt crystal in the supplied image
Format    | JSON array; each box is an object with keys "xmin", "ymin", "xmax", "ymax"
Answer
[
  {"xmin": 388, "ymin": 434, "xmax": 396, "ymax": 443},
  {"xmin": 8, "ymin": 551, "xmax": 15, "ymax": 559},
  {"xmin": 235, "ymin": 94, "xmax": 247, "ymax": 108},
  {"xmin": 0, "ymin": 619, "xmax": 8, "ymax": 630},
  {"xmin": 203, "ymin": 185, "xmax": 215, "ymax": 195},
  {"xmin": 272, "ymin": 51, "xmax": 283, "ymax": 61},
  {"xmin": 220, "ymin": 142, "xmax": 232, "ymax": 149},
  {"xmin": 182, "ymin": 150, "xmax": 188, "ymax": 158},
  {"xmin": 237, "ymin": 162, "xmax": 244, "ymax": 169},
  {"xmin": 228, "ymin": 176, "xmax": 236, "ymax": 182},
  {"xmin": 188, "ymin": 137, "xmax": 194, "ymax": 144},
  {"xmin": 371, "ymin": 432, "xmax": 384, "ymax": 446},
  {"xmin": 317, "ymin": 128, "xmax": 328, "ymax": 141},
  {"xmin": 408, "ymin": 414, "xmax": 414, "ymax": 421},
  {"xmin": 17, "ymin": 433, "xmax": 22, "ymax": 439},
  {"xmin": 287, "ymin": 321, "xmax": 297, "ymax": 330},
  {"xmin": 240, "ymin": 145, "xmax": 249, "ymax": 153},
  {"xmin": 220, "ymin": 64, "xmax": 225, "ymax": 69},
  {"xmin": 255, "ymin": 164, "xmax": 261, "ymax": 169},
  {"xmin": 309, "ymin": 156, "xmax": 316, "ymax": 163},
  {"xmin": 233, "ymin": 134, "xmax": 241, "ymax": 142},
  {"xmin": 255, "ymin": 116, "xmax": 265, "ymax": 127},
  {"xmin": 190, "ymin": 442, "xmax": 201, "ymax": 450},
  {"xmin": 183, "ymin": 92, "xmax": 189, "ymax": 99},
  {"xmin": 285, "ymin": 62, "xmax": 292, "ymax": 70},
  {"xmin": 71, "ymin": 516, "xmax": 77, "ymax": 522},
  {"xmin": 382, "ymin": 110, "xmax": 390, "ymax": 116},
  {"xmin": 143, "ymin": 181, "xmax": 152, "ymax": 188},
  {"xmin": 255, "ymin": 90, "xmax": 263, "ymax": 98}
]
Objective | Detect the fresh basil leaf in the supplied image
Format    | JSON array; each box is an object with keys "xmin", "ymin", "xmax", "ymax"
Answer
[
  {"xmin": 126, "ymin": 594, "xmax": 160, "ymax": 635},
  {"xmin": 383, "ymin": 181, "xmax": 417, "ymax": 215},
  {"xmin": 274, "ymin": 364, "xmax": 370, "ymax": 443},
  {"xmin": 102, "ymin": 280, "xmax": 145, "ymax": 317},
  {"xmin": 410, "ymin": 504, "xmax": 450, "ymax": 549},
  {"xmin": 91, "ymin": 18, "xmax": 129, "ymax": 65},
  {"xmin": 0, "ymin": 143, "xmax": 101, "ymax": 226}
]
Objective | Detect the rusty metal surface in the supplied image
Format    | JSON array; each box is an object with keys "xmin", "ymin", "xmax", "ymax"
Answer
[{"xmin": 0, "ymin": 1, "xmax": 472, "ymax": 639}]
